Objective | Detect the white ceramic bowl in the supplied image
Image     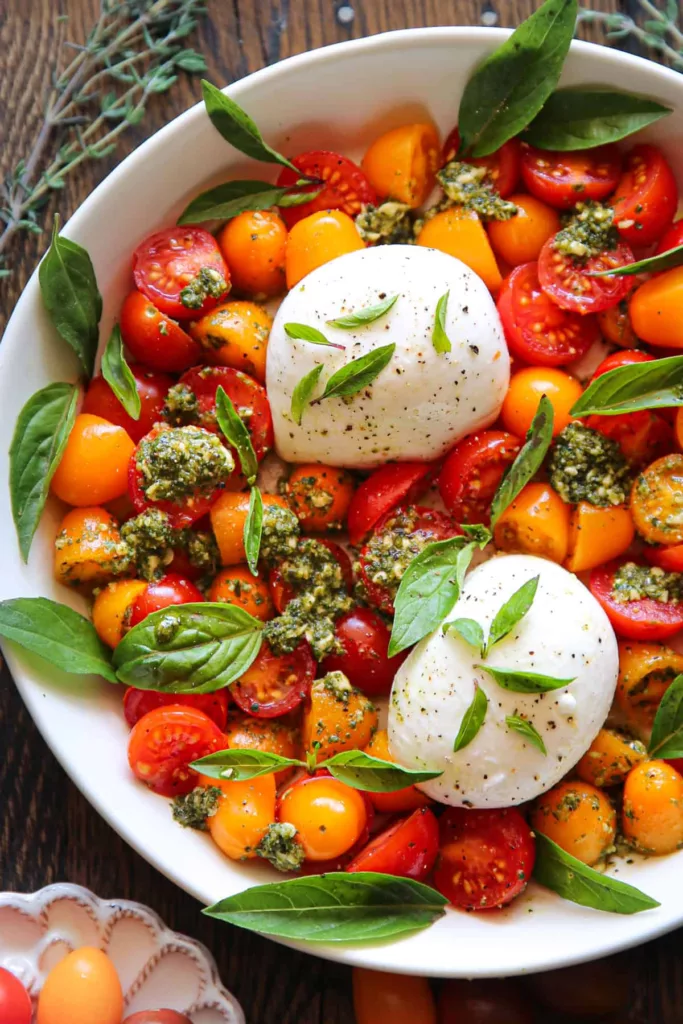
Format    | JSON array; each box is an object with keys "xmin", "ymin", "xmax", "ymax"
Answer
[{"xmin": 2, "ymin": 28, "xmax": 683, "ymax": 979}]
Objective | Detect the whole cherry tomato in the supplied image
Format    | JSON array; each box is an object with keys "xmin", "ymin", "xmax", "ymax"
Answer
[
  {"xmin": 320, "ymin": 606, "xmax": 407, "ymax": 697},
  {"xmin": 0, "ymin": 968, "xmax": 31, "ymax": 1024},
  {"xmin": 83, "ymin": 365, "xmax": 173, "ymax": 443},
  {"xmin": 275, "ymin": 150, "xmax": 377, "ymax": 227},
  {"xmin": 123, "ymin": 687, "xmax": 229, "ymax": 730},
  {"xmin": 439, "ymin": 430, "xmax": 521, "ymax": 525},
  {"xmin": 442, "ymin": 128, "xmax": 521, "ymax": 197},
  {"xmin": 119, "ymin": 291, "xmax": 200, "ymax": 373},
  {"xmin": 520, "ymin": 143, "xmax": 621, "ymax": 209},
  {"xmin": 128, "ymin": 705, "xmax": 226, "ymax": 796},
  {"xmin": 278, "ymin": 772, "xmax": 368, "ymax": 861},
  {"xmin": 128, "ymin": 574, "xmax": 204, "ymax": 628},
  {"xmin": 232, "ymin": 640, "xmax": 315, "ymax": 718},
  {"xmin": 133, "ymin": 227, "xmax": 230, "ymax": 321},
  {"xmin": 346, "ymin": 807, "xmax": 439, "ymax": 880},
  {"xmin": 590, "ymin": 558, "xmax": 683, "ymax": 641},
  {"xmin": 346, "ymin": 461, "xmax": 439, "ymax": 546},
  {"xmin": 538, "ymin": 236, "xmax": 634, "ymax": 315},
  {"xmin": 613, "ymin": 144, "xmax": 678, "ymax": 246}
]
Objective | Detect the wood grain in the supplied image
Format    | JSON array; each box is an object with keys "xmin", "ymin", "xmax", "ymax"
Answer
[{"xmin": 1, "ymin": 1, "xmax": 681, "ymax": 1021}]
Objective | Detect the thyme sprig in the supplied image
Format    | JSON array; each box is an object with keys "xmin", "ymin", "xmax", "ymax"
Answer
[
  {"xmin": 578, "ymin": 0, "xmax": 683, "ymax": 71},
  {"xmin": 0, "ymin": 0, "xmax": 207, "ymax": 275}
]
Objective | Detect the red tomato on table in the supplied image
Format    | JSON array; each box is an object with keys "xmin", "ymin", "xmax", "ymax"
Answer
[
  {"xmin": 232, "ymin": 640, "xmax": 315, "ymax": 718},
  {"xmin": 176, "ymin": 365, "xmax": 273, "ymax": 460},
  {"xmin": 128, "ymin": 574, "xmax": 204, "ymax": 628},
  {"xmin": 83, "ymin": 365, "xmax": 173, "ymax": 443},
  {"xmin": 346, "ymin": 807, "xmax": 439, "ymax": 881},
  {"xmin": 520, "ymin": 144, "xmax": 621, "ymax": 209},
  {"xmin": 590, "ymin": 559, "xmax": 683, "ymax": 641},
  {"xmin": 538, "ymin": 236, "xmax": 634, "ymax": 315},
  {"xmin": 133, "ymin": 227, "xmax": 230, "ymax": 320},
  {"xmin": 346, "ymin": 461, "xmax": 438, "ymax": 546},
  {"xmin": 276, "ymin": 150, "xmax": 377, "ymax": 228},
  {"xmin": 320, "ymin": 606, "xmax": 407, "ymax": 697},
  {"xmin": 123, "ymin": 687, "xmax": 229, "ymax": 730},
  {"xmin": 613, "ymin": 144, "xmax": 678, "ymax": 246},
  {"xmin": 442, "ymin": 128, "xmax": 521, "ymax": 197},
  {"xmin": 128, "ymin": 705, "xmax": 226, "ymax": 796},
  {"xmin": 439, "ymin": 430, "xmax": 521, "ymax": 526},
  {"xmin": 119, "ymin": 291, "xmax": 200, "ymax": 373}
]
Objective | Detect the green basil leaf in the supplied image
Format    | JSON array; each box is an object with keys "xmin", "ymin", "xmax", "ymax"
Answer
[
  {"xmin": 0, "ymin": 597, "xmax": 117, "ymax": 683},
  {"xmin": 458, "ymin": 0, "xmax": 577, "ymax": 157},
  {"xmin": 113, "ymin": 602, "xmax": 264, "ymax": 693},
  {"xmin": 649, "ymin": 673, "xmax": 683, "ymax": 758},
  {"xmin": 432, "ymin": 291, "xmax": 452, "ymax": 354},
  {"xmin": 490, "ymin": 395, "xmax": 554, "ymax": 526},
  {"xmin": 506, "ymin": 714, "xmax": 547, "ymax": 754},
  {"xmin": 487, "ymin": 575, "xmax": 539, "ymax": 654},
  {"xmin": 9, "ymin": 382, "xmax": 79, "ymax": 561},
  {"xmin": 444, "ymin": 617, "xmax": 485, "ymax": 650},
  {"xmin": 570, "ymin": 356, "xmax": 683, "ymax": 417},
  {"xmin": 477, "ymin": 664, "xmax": 574, "ymax": 693},
  {"xmin": 204, "ymin": 872, "xmax": 448, "ymax": 942},
  {"xmin": 453, "ymin": 685, "xmax": 488, "ymax": 752},
  {"xmin": 522, "ymin": 89, "xmax": 671, "ymax": 150},
  {"xmin": 284, "ymin": 323, "xmax": 345, "ymax": 350},
  {"xmin": 191, "ymin": 747, "xmax": 305, "ymax": 780},
  {"xmin": 101, "ymin": 324, "xmax": 141, "ymax": 420},
  {"xmin": 461, "ymin": 523, "xmax": 493, "ymax": 545},
  {"xmin": 320, "ymin": 344, "xmax": 396, "ymax": 402},
  {"xmin": 326, "ymin": 294, "xmax": 399, "ymax": 329},
  {"xmin": 38, "ymin": 217, "xmax": 102, "ymax": 376},
  {"xmin": 215, "ymin": 385, "xmax": 258, "ymax": 483},
  {"xmin": 291, "ymin": 364, "xmax": 324, "ymax": 426},
  {"xmin": 178, "ymin": 180, "xmax": 321, "ymax": 225},
  {"xmin": 533, "ymin": 834, "xmax": 660, "ymax": 914},
  {"xmin": 243, "ymin": 485, "xmax": 263, "ymax": 576},
  {"xmin": 590, "ymin": 243, "xmax": 683, "ymax": 279},
  {"xmin": 201, "ymin": 80, "xmax": 299, "ymax": 172},
  {"xmin": 319, "ymin": 750, "xmax": 442, "ymax": 792}
]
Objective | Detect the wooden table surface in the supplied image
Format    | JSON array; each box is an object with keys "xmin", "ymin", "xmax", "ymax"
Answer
[{"xmin": 2, "ymin": 1, "xmax": 683, "ymax": 1021}]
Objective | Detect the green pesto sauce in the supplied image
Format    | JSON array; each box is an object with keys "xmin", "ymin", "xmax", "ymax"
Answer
[
  {"xmin": 612, "ymin": 561, "xmax": 683, "ymax": 605},
  {"xmin": 256, "ymin": 821, "xmax": 305, "ymax": 873},
  {"xmin": 553, "ymin": 201, "xmax": 617, "ymax": 260},
  {"xmin": 359, "ymin": 507, "xmax": 436, "ymax": 602},
  {"xmin": 120, "ymin": 508, "xmax": 175, "ymax": 582},
  {"xmin": 179, "ymin": 266, "xmax": 228, "ymax": 310},
  {"xmin": 163, "ymin": 383, "xmax": 200, "ymax": 426},
  {"xmin": 356, "ymin": 201, "xmax": 415, "ymax": 245},
  {"xmin": 549, "ymin": 423, "xmax": 630, "ymax": 507},
  {"xmin": 259, "ymin": 504, "xmax": 300, "ymax": 566},
  {"xmin": 136, "ymin": 425, "xmax": 234, "ymax": 504},
  {"xmin": 437, "ymin": 161, "xmax": 518, "ymax": 221},
  {"xmin": 171, "ymin": 785, "xmax": 221, "ymax": 830},
  {"xmin": 181, "ymin": 527, "xmax": 219, "ymax": 577}
]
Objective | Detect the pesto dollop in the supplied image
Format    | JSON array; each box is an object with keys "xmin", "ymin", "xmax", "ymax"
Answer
[
  {"xmin": 179, "ymin": 266, "xmax": 228, "ymax": 310},
  {"xmin": 549, "ymin": 423, "xmax": 630, "ymax": 507},
  {"xmin": 553, "ymin": 201, "xmax": 617, "ymax": 260},
  {"xmin": 256, "ymin": 821, "xmax": 305, "ymax": 873},
  {"xmin": 135, "ymin": 425, "xmax": 234, "ymax": 505},
  {"xmin": 359, "ymin": 507, "xmax": 440, "ymax": 604},
  {"xmin": 356, "ymin": 201, "xmax": 414, "ymax": 245},
  {"xmin": 611, "ymin": 561, "xmax": 683, "ymax": 605},
  {"xmin": 120, "ymin": 508, "xmax": 175, "ymax": 581},
  {"xmin": 437, "ymin": 161, "xmax": 518, "ymax": 221},
  {"xmin": 259, "ymin": 503, "xmax": 301, "ymax": 566},
  {"xmin": 163, "ymin": 383, "xmax": 200, "ymax": 426},
  {"xmin": 172, "ymin": 785, "xmax": 221, "ymax": 830}
]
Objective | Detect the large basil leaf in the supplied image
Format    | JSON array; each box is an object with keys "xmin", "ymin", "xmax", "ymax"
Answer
[
  {"xmin": 649, "ymin": 673, "xmax": 683, "ymax": 758},
  {"xmin": 534, "ymin": 834, "xmax": 659, "ymax": 914},
  {"xmin": 178, "ymin": 180, "xmax": 320, "ymax": 225},
  {"xmin": 0, "ymin": 598, "xmax": 117, "ymax": 683},
  {"xmin": 523, "ymin": 89, "xmax": 671, "ymax": 150},
  {"xmin": 101, "ymin": 324, "xmax": 141, "ymax": 420},
  {"xmin": 570, "ymin": 356, "xmax": 683, "ymax": 417},
  {"xmin": 191, "ymin": 748, "xmax": 306, "ymax": 781},
  {"xmin": 486, "ymin": 575, "xmax": 539, "ymax": 654},
  {"xmin": 490, "ymin": 395, "xmax": 554, "ymax": 526},
  {"xmin": 319, "ymin": 750, "xmax": 442, "ymax": 792},
  {"xmin": 204, "ymin": 872, "xmax": 448, "ymax": 942},
  {"xmin": 458, "ymin": 0, "xmax": 577, "ymax": 157},
  {"xmin": 113, "ymin": 602, "xmax": 264, "ymax": 693},
  {"xmin": 453, "ymin": 685, "xmax": 488, "ymax": 752},
  {"xmin": 215, "ymin": 385, "xmax": 258, "ymax": 483},
  {"xmin": 38, "ymin": 218, "xmax": 102, "ymax": 376},
  {"xmin": 320, "ymin": 344, "xmax": 396, "ymax": 402},
  {"xmin": 477, "ymin": 664, "xmax": 574, "ymax": 693},
  {"xmin": 202, "ymin": 80, "xmax": 299, "ymax": 172},
  {"xmin": 10, "ymin": 382, "xmax": 79, "ymax": 561},
  {"xmin": 291, "ymin": 364, "xmax": 324, "ymax": 426},
  {"xmin": 592, "ymin": 243, "xmax": 683, "ymax": 279}
]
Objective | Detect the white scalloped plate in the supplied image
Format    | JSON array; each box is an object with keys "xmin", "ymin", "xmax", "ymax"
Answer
[
  {"xmin": 2, "ymin": 28, "xmax": 683, "ymax": 978},
  {"xmin": 0, "ymin": 883, "xmax": 244, "ymax": 1022}
]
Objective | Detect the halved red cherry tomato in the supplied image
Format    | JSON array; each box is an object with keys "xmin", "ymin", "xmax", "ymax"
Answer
[
  {"xmin": 346, "ymin": 807, "xmax": 439, "ymax": 880},
  {"xmin": 120, "ymin": 291, "xmax": 200, "ymax": 373},
  {"xmin": 520, "ymin": 144, "xmax": 621, "ymax": 210},
  {"xmin": 83, "ymin": 365, "xmax": 173, "ymax": 443},
  {"xmin": 497, "ymin": 262, "xmax": 599, "ymax": 365},
  {"xmin": 613, "ymin": 145, "xmax": 678, "ymax": 247},
  {"xmin": 0, "ymin": 967, "xmax": 31, "ymax": 1024},
  {"xmin": 441, "ymin": 128, "xmax": 521, "ymax": 198},
  {"xmin": 347, "ymin": 462, "xmax": 439, "ymax": 546},
  {"xmin": 320, "ymin": 606, "xmax": 407, "ymax": 697},
  {"xmin": 128, "ymin": 574, "xmax": 204, "ymax": 628},
  {"xmin": 123, "ymin": 687, "xmax": 229, "ymax": 730},
  {"xmin": 133, "ymin": 227, "xmax": 230, "ymax": 321},
  {"xmin": 176, "ymin": 365, "xmax": 273, "ymax": 460},
  {"xmin": 439, "ymin": 430, "xmax": 521, "ymax": 525},
  {"xmin": 433, "ymin": 807, "xmax": 536, "ymax": 911},
  {"xmin": 538, "ymin": 236, "xmax": 634, "ymax": 315},
  {"xmin": 128, "ymin": 705, "xmax": 226, "ymax": 796},
  {"xmin": 589, "ymin": 558, "xmax": 683, "ymax": 641},
  {"xmin": 269, "ymin": 539, "xmax": 352, "ymax": 615},
  {"xmin": 275, "ymin": 150, "xmax": 377, "ymax": 228},
  {"xmin": 232, "ymin": 640, "xmax": 315, "ymax": 718},
  {"xmin": 645, "ymin": 544, "xmax": 683, "ymax": 573},
  {"xmin": 656, "ymin": 220, "xmax": 683, "ymax": 256}
]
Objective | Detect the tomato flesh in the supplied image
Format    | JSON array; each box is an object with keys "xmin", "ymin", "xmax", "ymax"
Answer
[
  {"xmin": 320, "ymin": 606, "xmax": 408, "ymax": 697},
  {"xmin": 119, "ymin": 290, "xmax": 200, "ymax": 373},
  {"xmin": 276, "ymin": 150, "xmax": 377, "ymax": 228},
  {"xmin": 613, "ymin": 144, "xmax": 678, "ymax": 246},
  {"xmin": 232, "ymin": 640, "xmax": 315, "ymax": 718},
  {"xmin": 520, "ymin": 144, "xmax": 621, "ymax": 210},
  {"xmin": 83, "ymin": 365, "xmax": 173, "ymax": 443},
  {"xmin": 589, "ymin": 558, "xmax": 683, "ymax": 641},
  {"xmin": 538, "ymin": 236, "xmax": 634, "ymax": 315},
  {"xmin": 656, "ymin": 220, "xmax": 683, "ymax": 256},
  {"xmin": 346, "ymin": 807, "xmax": 439, "ymax": 880},
  {"xmin": 439, "ymin": 430, "xmax": 521, "ymax": 525},
  {"xmin": 177, "ymin": 365, "xmax": 274, "ymax": 460},
  {"xmin": 128, "ymin": 705, "xmax": 226, "ymax": 796},
  {"xmin": 133, "ymin": 227, "xmax": 230, "ymax": 320},
  {"xmin": 123, "ymin": 686, "xmax": 229, "ymax": 730},
  {"xmin": 347, "ymin": 462, "xmax": 438, "ymax": 546},
  {"xmin": 442, "ymin": 128, "xmax": 521, "ymax": 197}
]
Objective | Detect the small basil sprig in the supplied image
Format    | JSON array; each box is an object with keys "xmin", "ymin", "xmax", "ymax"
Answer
[
  {"xmin": 318, "ymin": 343, "xmax": 396, "ymax": 402},
  {"xmin": 327, "ymin": 294, "xmax": 398, "ymax": 330},
  {"xmin": 432, "ymin": 291, "xmax": 452, "ymax": 355},
  {"xmin": 38, "ymin": 217, "xmax": 102, "ymax": 377},
  {"xmin": 201, "ymin": 80, "xmax": 300, "ymax": 172},
  {"xmin": 444, "ymin": 618, "xmax": 485, "ymax": 650},
  {"xmin": 570, "ymin": 356, "xmax": 683, "ymax": 417},
  {"xmin": 284, "ymin": 323, "xmax": 345, "ymax": 351},
  {"xmin": 477, "ymin": 664, "xmax": 574, "ymax": 693},
  {"xmin": 178, "ymin": 180, "xmax": 322, "ymax": 225},
  {"xmin": 204, "ymin": 872, "xmax": 448, "ymax": 942},
  {"xmin": 485, "ymin": 575, "xmax": 539, "ymax": 655},
  {"xmin": 457, "ymin": 0, "xmax": 577, "ymax": 157},
  {"xmin": 243, "ymin": 486, "xmax": 263, "ymax": 575},
  {"xmin": 0, "ymin": 597, "xmax": 117, "ymax": 683},
  {"xmin": 101, "ymin": 324, "xmax": 141, "ymax": 420},
  {"xmin": 490, "ymin": 395, "xmax": 554, "ymax": 526},
  {"xmin": 506, "ymin": 715, "xmax": 546, "ymax": 755},
  {"xmin": 215, "ymin": 385, "xmax": 258, "ymax": 484},
  {"xmin": 648, "ymin": 673, "xmax": 683, "ymax": 758},
  {"xmin": 533, "ymin": 834, "xmax": 659, "ymax": 915},
  {"xmin": 291, "ymin": 364, "xmax": 324, "ymax": 426},
  {"xmin": 113, "ymin": 603, "xmax": 264, "ymax": 693},
  {"xmin": 453, "ymin": 686, "xmax": 488, "ymax": 752},
  {"xmin": 389, "ymin": 529, "xmax": 491, "ymax": 657},
  {"xmin": 522, "ymin": 88, "xmax": 671, "ymax": 151},
  {"xmin": 10, "ymin": 382, "xmax": 79, "ymax": 561},
  {"xmin": 591, "ymin": 243, "xmax": 683, "ymax": 279}
]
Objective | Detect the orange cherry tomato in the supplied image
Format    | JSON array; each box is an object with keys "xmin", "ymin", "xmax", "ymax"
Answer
[
  {"xmin": 92, "ymin": 579, "xmax": 147, "ymax": 647},
  {"xmin": 225, "ymin": 712, "xmax": 301, "ymax": 784},
  {"xmin": 631, "ymin": 454, "xmax": 683, "ymax": 545},
  {"xmin": 36, "ymin": 947, "xmax": 123, "ymax": 1024},
  {"xmin": 189, "ymin": 300, "xmax": 272, "ymax": 383},
  {"xmin": 208, "ymin": 565, "xmax": 275, "ymax": 620},
  {"xmin": 531, "ymin": 780, "xmax": 616, "ymax": 866},
  {"xmin": 622, "ymin": 760, "xmax": 683, "ymax": 855},
  {"xmin": 363, "ymin": 729, "xmax": 431, "ymax": 814},
  {"xmin": 353, "ymin": 968, "xmax": 436, "ymax": 1024},
  {"xmin": 501, "ymin": 367, "xmax": 581, "ymax": 438},
  {"xmin": 210, "ymin": 491, "xmax": 289, "ymax": 565},
  {"xmin": 285, "ymin": 210, "xmax": 364, "ymax": 289},
  {"xmin": 362, "ymin": 123, "xmax": 440, "ymax": 208},
  {"xmin": 285, "ymin": 463, "xmax": 355, "ymax": 532},
  {"xmin": 439, "ymin": 979, "xmax": 534, "ymax": 1024},
  {"xmin": 128, "ymin": 705, "xmax": 226, "ymax": 796},
  {"xmin": 51, "ymin": 413, "xmax": 135, "ymax": 506},
  {"xmin": 616, "ymin": 639, "xmax": 683, "ymax": 739},
  {"xmin": 202, "ymin": 772, "xmax": 276, "ymax": 860},
  {"xmin": 487, "ymin": 194, "xmax": 560, "ymax": 266},
  {"xmin": 218, "ymin": 210, "xmax": 287, "ymax": 299},
  {"xmin": 278, "ymin": 774, "xmax": 368, "ymax": 861},
  {"xmin": 302, "ymin": 674, "xmax": 378, "ymax": 762},
  {"xmin": 565, "ymin": 502, "xmax": 635, "ymax": 573},
  {"xmin": 630, "ymin": 267, "xmax": 683, "ymax": 349},
  {"xmin": 493, "ymin": 481, "xmax": 570, "ymax": 564},
  {"xmin": 576, "ymin": 727, "xmax": 647, "ymax": 788},
  {"xmin": 54, "ymin": 507, "xmax": 127, "ymax": 587},
  {"xmin": 597, "ymin": 299, "xmax": 638, "ymax": 349},
  {"xmin": 417, "ymin": 208, "xmax": 502, "ymax": 293}
]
